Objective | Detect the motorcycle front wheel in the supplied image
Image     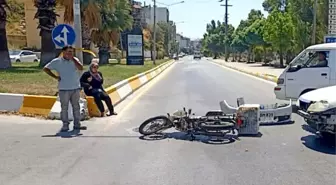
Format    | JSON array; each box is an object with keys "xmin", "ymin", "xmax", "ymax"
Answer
[{"xmin": 139, "ymin": 116, "xmax": 174, "ymax": 135}]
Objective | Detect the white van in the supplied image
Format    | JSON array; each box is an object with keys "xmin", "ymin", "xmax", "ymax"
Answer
[{"xmin": 274, "ymin": 43, "xmax": 336, "ymax": 100}]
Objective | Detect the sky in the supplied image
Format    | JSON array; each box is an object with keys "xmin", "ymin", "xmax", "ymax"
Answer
[{"xmin": 143, "ymin": 0, "xmax": 268, "ymax": 40}]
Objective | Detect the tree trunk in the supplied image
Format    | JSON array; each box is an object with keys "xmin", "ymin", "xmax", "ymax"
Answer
[
  {"xmin": 81, "ymin": 20, "xmax": 93, "ymax": 65},
  {"xmin": 39, "ymin": 29, "xmax": 56, "ymax": 67},
  {"xmin": 247, "ymin": 47, "xmax": 252, "ymax": 63},
  {"xmin": 279, "ymin": 48, "xmax": 284, "ymax": 68},
  {"xmin": 98, "ymin": 44, "xmax": 110, "ymax": 65},
  {"xmin": 0, "ymin": 22, "xmax": 11, "ymax": 69}
]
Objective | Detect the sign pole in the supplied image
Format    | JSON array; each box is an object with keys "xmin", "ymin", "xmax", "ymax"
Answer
[{"xmin": 73, "ymin": 0, "xmax": 83, "ymax": 62}]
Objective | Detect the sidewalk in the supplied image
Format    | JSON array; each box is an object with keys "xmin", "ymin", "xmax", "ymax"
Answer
[{"xmin": 212, "ymin": 59, "xmax": 285, "ymax": 83}]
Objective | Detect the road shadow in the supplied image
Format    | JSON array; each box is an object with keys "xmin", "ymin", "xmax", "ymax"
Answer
[
  {"xmin": 301, "ymin": 124, "xmax": 316, "ymax": 134},
  {"xmin": 249, "ymin": 63, "xmax": 286, "ymax": 69},
  {"xmin": 78, "ymin": 135, "xmax": 139, "ymax": 138},
  {"xmin": 300, "ymin": 135, "xmax": 335, "ymax": 155},
  {"xmin": 41, "ymin": 130, "xmax": 83, "ymax": 138},
  {"xmin": 301, "ymin": 124, "xmax": 335, "ymax": 155},
  {"xmin": 139, "ymin": 132, "xmax": 238, "ymax": 145},
  {"xmin": 260, "ymin": 120, "xmax": 295, "ymax": 127},
  {"xmin": 238, "ymin": 132, "xmax": 263, "ymax": 138}
]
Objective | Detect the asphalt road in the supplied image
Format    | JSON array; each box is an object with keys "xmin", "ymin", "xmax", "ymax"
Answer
[{"xmin": 0, "ymin": 57, "xmax": 335, "ymax": 185}]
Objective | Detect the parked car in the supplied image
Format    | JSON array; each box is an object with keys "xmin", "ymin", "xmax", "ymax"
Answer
[{"xmin": 9, "ymin": 50, "xmax": 39, "ymax": 63}]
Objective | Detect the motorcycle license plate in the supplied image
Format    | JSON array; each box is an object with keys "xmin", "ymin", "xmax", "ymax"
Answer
[{"xmin": 260, "ymin": 113, "xmax": 274, "ymax": 122}]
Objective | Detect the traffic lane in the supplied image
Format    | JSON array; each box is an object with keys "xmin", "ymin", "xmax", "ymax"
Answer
[
  {"xmin": 1, "ymin": 59, "xmax": 334, "ymax": 185},
  {"xmin": 0, "ymin": 62, "xmax": 179, "ymax": 185},
  {"xmin": 65, "ymin": 59, "xmax": 334, "ymax": 184},
  {"xmin": 61, "ymin": 59, "xmax": 334, "ymax": 185},
  {"xmin": 0, "ymin": 115, "xmax": 119, "ymax": 185}
]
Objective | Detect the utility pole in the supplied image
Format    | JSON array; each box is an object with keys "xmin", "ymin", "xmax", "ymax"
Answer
[
  {"xmin": 153, "ymin": 0, "xmax": 157, "ymax": 64},
  {"xmin": 220, "ymin": 0, "xmax": 232, "ymax": 61},
  {"xmin": 73, "ymin": 0, "xmax": 83, "ymax": 62},
  {"xmin": 312, "ymin": 0, "xmax": 317, "ymax": 44}
]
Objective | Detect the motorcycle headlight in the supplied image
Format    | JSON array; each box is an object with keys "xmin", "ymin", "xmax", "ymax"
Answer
[{"xmin": 307, "ymin": 100, "xmax": 330, "ymax": 113}]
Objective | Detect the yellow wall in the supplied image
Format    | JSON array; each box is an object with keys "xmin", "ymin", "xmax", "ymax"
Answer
[
  {"xmin": 17, "ymin": 0, "xmax": 99, "ymax": 54},
  {"xmin": 24, "ymin": 0, "xmax": 65, "ymax": 49},
  {"xmin": 7, "ymin": 34, "xmax": 26, "ymax": 48}
]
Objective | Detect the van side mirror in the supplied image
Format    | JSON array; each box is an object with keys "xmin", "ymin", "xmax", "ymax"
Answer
[{"xmin": 288, "ymin": 64, "xmax": 302, "ymax": 72}]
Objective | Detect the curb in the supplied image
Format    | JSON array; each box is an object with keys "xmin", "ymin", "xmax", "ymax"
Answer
[
  {"xmin": 86, "ymin": 60, "xmax": 174, "ymax": 117},
  {"xmin": 210, "ymin": 60, "xmax": 278, "ymax": 83},
  {"xmin": 0, "ymin": 60, "xmax": 174, "ymax": 118}
]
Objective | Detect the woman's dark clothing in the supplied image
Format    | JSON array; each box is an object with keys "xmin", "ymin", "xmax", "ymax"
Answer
[{"xmin": 80, "ymin": 71, "xmax": 114, "ymax": 114}]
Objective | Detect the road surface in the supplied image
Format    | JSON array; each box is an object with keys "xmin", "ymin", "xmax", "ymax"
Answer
[{"xmin": 0, "ymin": 57, "xmax": 335, "ymax": 185}]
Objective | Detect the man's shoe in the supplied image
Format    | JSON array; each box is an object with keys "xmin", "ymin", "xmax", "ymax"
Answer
[
  {"xmin": 107, "ymin": 112, "xmax": 118, "ymax": 116},
  {"xmin": 73, "ymin": 126, "xmax": 87, "ymax": 130},
  {"xmin": 60, "ymin": 125, "xmax": 69, "ymax": 132}
]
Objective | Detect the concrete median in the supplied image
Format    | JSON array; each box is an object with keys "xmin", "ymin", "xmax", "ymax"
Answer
[
  {"xmin": 0, "ymin": 60, "xmax": 175, "ymax": 118},
  {"xmin": 210, "ymin": 60, "xmax": 279, "ymax": 83}
]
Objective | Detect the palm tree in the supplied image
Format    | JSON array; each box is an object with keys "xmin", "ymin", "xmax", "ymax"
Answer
[
  {"xmin": 58, "ymin": 0, "xmax": 102, "ymax": 64},
  {"xmin": 33, "ymin": 0, "xmax": 58, "ymax": 67},
  {"xmin": 91, "ymin": 0, "xmax": 133, "ymax": 64},
  {"xmin": 0, "ymin": 0, "xmax": 11, "ymax": 69}
]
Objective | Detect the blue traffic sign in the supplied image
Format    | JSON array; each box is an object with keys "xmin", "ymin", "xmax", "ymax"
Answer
[
  {"xmin": 324, "ymin": 36, "xmax": 336, "ymax": 43},
  {"xmin": 52, "ymin": 24, "xmax": 76, "ymax": 48}
]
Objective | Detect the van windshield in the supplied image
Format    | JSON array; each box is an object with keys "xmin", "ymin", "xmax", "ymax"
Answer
[{"xmin": 289, "ymin": 50, "xmax": 310, "ymax": 66}]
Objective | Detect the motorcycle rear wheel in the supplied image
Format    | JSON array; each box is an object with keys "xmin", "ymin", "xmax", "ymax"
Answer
[{"xmin": 139, "ymin": 116, "xmax": 173, "ymax": 135}]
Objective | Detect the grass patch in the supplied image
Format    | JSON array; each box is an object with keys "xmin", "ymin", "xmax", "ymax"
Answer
[{"xmin": 0, "ymin": 59, "xmax": 169, "ymax": 96}]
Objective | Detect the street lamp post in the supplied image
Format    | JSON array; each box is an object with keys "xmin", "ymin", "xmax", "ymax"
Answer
[{"xmin": 73, "ymin": 0, "xmax": 83, "ymax": 62}]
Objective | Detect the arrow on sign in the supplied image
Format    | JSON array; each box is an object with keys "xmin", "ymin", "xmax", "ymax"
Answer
[{"xmin": 54, "ymin": 26, "xmax": 70, "ymax": 45}]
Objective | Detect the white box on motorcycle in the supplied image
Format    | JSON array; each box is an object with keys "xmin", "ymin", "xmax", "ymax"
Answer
[{"xmin": 236, "ymin": 104, "xmax": 260, "ymax": 135}]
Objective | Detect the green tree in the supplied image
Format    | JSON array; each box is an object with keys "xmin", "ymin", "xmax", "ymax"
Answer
[
  {"xmin": 58, "ymin": 0, "xmax": 106, "ymax": 65},
  {"xmin": 202, "ymin": 20, "xmax": 235, "ymax": 59},
  {"xmin": 263, "ymin": 10, "xmax": 294, "ymax": 67},
  {"xmin": 91, "ymin": 0, "xmax": 133, "ymax": 64},
  {"xmin": 0, "ymin": 0, "xmax": 12, "ymax": 69},
  {"xmin": 33, "ymin": 0, "xmax": 59, "ymax": 67},
  {"xmin": 244, "ymin": 18, "xmax": 269, "ymax": 62},
  {"xmin": 157, "ymin": 21, "xmax": 170, "ymax": 56},
  {"xmin": 230, "ymin": 20, "xmax": 249, "ymax": 61},
  {"xmin": 235, "ymin": 9, "xmax": 265, "ymax": 62}
]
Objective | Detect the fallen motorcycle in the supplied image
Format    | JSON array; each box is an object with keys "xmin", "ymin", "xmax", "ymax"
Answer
[
  {"xmin": 138, "ymin": 107, "xmax": 237, "ymax": 140},
  {"xmin": 139, "ymin": 98, "xmax": 293, "ymax": 140}
]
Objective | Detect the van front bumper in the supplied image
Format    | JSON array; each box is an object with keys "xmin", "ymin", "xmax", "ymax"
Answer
[{"xmin": 274, "ymin": 85, "xmax": 286, "ymax": 100}]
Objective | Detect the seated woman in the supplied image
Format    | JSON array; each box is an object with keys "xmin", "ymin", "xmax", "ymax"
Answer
[{"xmin": 80, "ymin": 62, "xmax": 117, "ymax": 117}]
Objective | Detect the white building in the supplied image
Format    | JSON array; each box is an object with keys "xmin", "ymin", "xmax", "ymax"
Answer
[
  {"xmin": 190, "ymin": 39, "xmax": 201, "ymax": 50},
  {"xmin": 176, "ymin": 33, "xmax": 190, "ymax": 49},
  {"xmin": 143, "ymin": 6, "xmax": 169, "ymax": 25}
]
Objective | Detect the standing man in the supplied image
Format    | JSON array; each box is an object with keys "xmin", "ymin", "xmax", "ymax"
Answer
[{"xmin": 43, "ymin": 45, "xmax": 87, "ymax": 132}]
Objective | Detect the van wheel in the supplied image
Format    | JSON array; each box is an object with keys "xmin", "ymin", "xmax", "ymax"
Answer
[
  {"xmin": 33, "ymin": 59, "xmax": 38, "ymax": 62},
  {"xmin": 300, "ymin": 89, "xmax": 315, "ymax": 96},
  {"xmin": 16, "ymin": 59, "xmax": 21, "ymax": 63}
]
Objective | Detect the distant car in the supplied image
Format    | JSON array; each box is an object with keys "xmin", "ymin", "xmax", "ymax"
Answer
[
  {"xmin": 10, "ymin": 50, "xmax": 39, "ymax": 63},
  {"xmin": 193, "ymin": 53, "xmax": 201, "ymax": 59}
]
